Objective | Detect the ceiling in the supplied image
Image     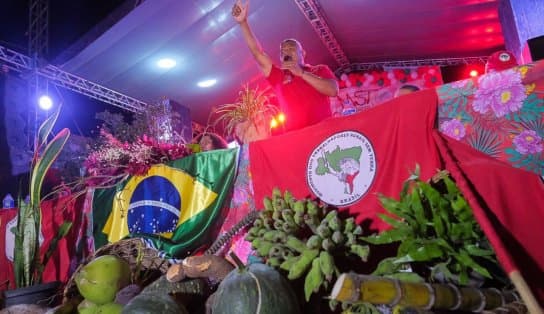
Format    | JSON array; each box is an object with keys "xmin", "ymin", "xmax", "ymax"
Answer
[{"xmin": 59, "ymin": 0, "xmax": 504, "ymax": 125}]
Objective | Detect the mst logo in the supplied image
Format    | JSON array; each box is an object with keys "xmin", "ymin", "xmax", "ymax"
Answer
[{"xmin": 306, "ymin": 131, "xmax": 376, "ymax": 206}]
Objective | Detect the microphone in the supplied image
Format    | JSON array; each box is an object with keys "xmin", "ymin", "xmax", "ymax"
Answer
[{"xmin": 283, "ymin": 55, "xmax": 293, "ymax": 84}]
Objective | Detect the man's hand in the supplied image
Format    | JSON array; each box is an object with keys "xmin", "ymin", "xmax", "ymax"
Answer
[
  {"xmin": 232, "ymin": 0, "xmax": 249, "ymax": 24},
  {"xmin": 281, "ymin": 60, "xmax": 304, "ymax": 77}
]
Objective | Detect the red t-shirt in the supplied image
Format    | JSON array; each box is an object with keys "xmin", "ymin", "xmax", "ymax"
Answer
[{"xmin": 267, "ymin": 64, "xmax": 335, "ymax": 132}]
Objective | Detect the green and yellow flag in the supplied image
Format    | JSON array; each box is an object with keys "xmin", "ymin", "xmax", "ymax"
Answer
[{"xmin": 92, "ymin": 148, "xmax": 238, "ymax": 258}]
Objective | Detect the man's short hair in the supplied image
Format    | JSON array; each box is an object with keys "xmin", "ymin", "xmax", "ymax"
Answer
[{"xmin": 281, "ymin": 38, "xmax": 302, "ymax": 48}]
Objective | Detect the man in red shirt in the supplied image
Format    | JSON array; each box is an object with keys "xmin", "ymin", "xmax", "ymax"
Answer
[{"xmin": 232, "ymin": 0, "xmax": 339, "ymax": 132}]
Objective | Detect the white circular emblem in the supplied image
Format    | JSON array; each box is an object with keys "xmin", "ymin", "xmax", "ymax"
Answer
[
  {"xmin": 499, "ymin": 52, "xmax": 510, "ymax": 62},
  {"xmin": 306, "ymin": 131, "xmax": 377, "ymax": 206}
]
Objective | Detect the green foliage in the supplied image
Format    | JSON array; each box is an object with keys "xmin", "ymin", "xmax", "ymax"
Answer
[
  {"xmin": 363, "ymin": 168, "xmax": 501, "ymax": 286},
  {"xmin": 13, "ymin": 106, "xmax": 73, "ymax": 288}
]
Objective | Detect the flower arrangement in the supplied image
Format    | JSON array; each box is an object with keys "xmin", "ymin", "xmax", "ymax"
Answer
[{"xmin": 83, "ymin": 129, "xmax": 193, "ymax": 187}]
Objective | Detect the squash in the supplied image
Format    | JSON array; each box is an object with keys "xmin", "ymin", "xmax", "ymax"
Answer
[
  {"xmin": 211, "ymin": 253, "xmax": 300, "ymax": 314},
  {"xmin": 121, "ymin": 276, "xmax": 206, "ymax": 314},
  {"xmin": 121, "ymin": 293, "xmax": 187, "ymax": 314}
]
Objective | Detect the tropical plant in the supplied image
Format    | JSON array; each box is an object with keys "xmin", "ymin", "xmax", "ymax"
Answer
[
  {"xmin": 363, "ymin": 167, "xmax": 504, "ymax": 286},
  {"xmin": 13, "ymin": 106, "xmax": 73, "ymax": 288},
  {"xmin": 212, "ymin": 84, "xmax": 278, "ymax": 139}
]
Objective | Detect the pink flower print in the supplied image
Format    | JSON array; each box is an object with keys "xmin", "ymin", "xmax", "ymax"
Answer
[
  {"xmin": 473, "ymin": 69, "xmax": 526, "ymax": 117},
  {"xmin": 513, "ymin": 130, "xmax": 543, "ymax": 154},
  {"xmin": 440, "ymin": 119, "xmax": 466, "ymax": 140}
]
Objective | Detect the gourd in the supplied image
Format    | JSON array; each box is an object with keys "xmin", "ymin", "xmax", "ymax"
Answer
[
  {"xmin": 121, "ymin": 276, "xmax": 206, "ymax": 314},
  {"xmin": 211, "ymin": 253, "xmax": 300, "ymax": 314}
]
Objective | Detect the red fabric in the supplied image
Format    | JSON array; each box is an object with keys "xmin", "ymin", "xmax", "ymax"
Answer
[
  {"xmin": 0, "ymin": 194, "xmax": 87, "ymax": 291},
  {"xmin": 249, "ymin": 88, "xmax": 442, "ymax": 231},
  {"xmin": 267, "ymin": 64, "xmax": 335, "ymax": 132},
  {"xmin": 249, "ymin": 88, "xmax": 544, "ymax": 305},
  {"xmin": 433, "ymin": 132, "xmax": 544, "ymax": 306}
]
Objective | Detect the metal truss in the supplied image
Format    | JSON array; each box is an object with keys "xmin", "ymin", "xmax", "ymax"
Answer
[
  {"xmin": 335, "ymin": 56, "xmax": 489, "ymax": 75},
  {"xmin": 0, "ymin": 44, "xmax": 146, "ymax": 113},
  {"xmin": 293, "ymin": 0, "xmax": 350, "ymax": 67},
  {"xmin": 28, "ymin": 0, "xmax": 49, "ymax": 57}
]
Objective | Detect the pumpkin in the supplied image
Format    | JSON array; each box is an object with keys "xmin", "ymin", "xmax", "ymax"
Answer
[
  {"xmin": 211, "ymin": 253, "xmax": 300, "ymax": 314},
  {"xmin": 121, "ymin": 276, "xmax": 206, "ymax": 314},
  {"xmin": 121, "ymin": 293, "xmax": 187, "ymax": 314}
]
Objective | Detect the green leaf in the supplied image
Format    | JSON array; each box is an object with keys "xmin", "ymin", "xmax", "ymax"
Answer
[
  {"xmin": 395, "ymin": 242, "xmax": 444, "ymax": 263},
  {"xmin": 372, "ymin": 257, "xmax": 404, "ymax": 276},
  {"xmin": 456, "ymin": 250, "xmax": 492, "ymax": 279},
  {"xmin": 464, "ymin": 244, "xmax": 495, "ymax": 257},
  {"xmin": 376, "ymin": 213, "xmax": 405, "ymax": 229},
  {"xmin": 30, "ymin": 128, "xmax": 70, "ymax": 206},
  {"xmin": 385, "ymin": 272, "xmax": 424, "ymax": 283},
  {"xmin": 37, "ymin": 105, "xmax": 62, "ymax": 149},
  {"xmin": 362, "ymin": 227, "xmax": 408, "ymax": 244}
]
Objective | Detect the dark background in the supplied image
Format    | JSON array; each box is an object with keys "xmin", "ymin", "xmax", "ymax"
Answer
[{"xmin": 0, "ymin": 0, "xmax": 127, "ymax": 197}]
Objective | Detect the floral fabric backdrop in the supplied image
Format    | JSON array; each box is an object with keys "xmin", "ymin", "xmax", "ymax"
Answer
[
  {"xmin": 437, "ymin": 60, "xmax": 544, "ymax": 176},
  {"xmin": 331, "ymin": 66, "xmax": 443, "ymax": 116}
]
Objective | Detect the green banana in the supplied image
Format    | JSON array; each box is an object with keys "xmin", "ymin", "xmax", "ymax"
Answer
[
  {"xmin": 293, "ymin": 200, "xmax": 306, "ymax": 215},
  {"xmin": 331, "ymin": 230, "xmax": 345, "ymax": 245},
  {"xmin": 281, "ymin": 209, "xmax": 295, "ymax": 224},
  {"xmin": 286, "ymin": 236, "xmax": 307, "ymax": 253},
  {"xmin": 304, "ymin": 258, "xmax": 324, "ymax": 301},
  {"xmin": 263, "ymin": 230, "xmax": 278, "ymax": 241},
  {"xmin": 318, "ymin": 251, "xmax": 335, "ymax": 281},
  {"xmin": 263, "ymin": 196, "xmax": 274, "ymax": 212},
  {"xmin": 343, "ymin": 217, "xmax": 356, "ymax": 233},
  {"xmin": 351, "ymin": 244, "xmax": 370, "ymax": 261},
  {"xmin": 306, "ymin": 200, "xmax": 321, "ymax": 217},
  {"xmin": 321, "ymin": 238, "xmax": 335, "ymax": 251},
  {"xmin": 280, "ymin": 255, "xmax": 300, "ymax": 271},
  {"xmin": 293, "ymin": 213, "xmax": 305, "ymax": 226},
  {"xmin": 287, "ymin": 249, "xmax": 319, "ymax": 280},
  {"xmin": 272, "ymin": 187, "xmax": 282, "ymax": 200},
  {"xmin": 328, "ymin": 215, "xmax": 343, "ymax": 231},
  {"xmin": 317, "ymin": 225, "xmax": 332, "ymax": 238},
  {"xmin": 266, "ymin": 257, "xmax": 282, "ymax": 267},
  {"xmin": 323, "ymin": 209, "xmax": 338, "ymax": 222},
  {"xmin": 255, "ymin": 240, "xmax": 274, "ymax": 256},
  {"xmin": 306, "ymin": 235, "xmax": 323, "ymax": 250},
  {"xmin": 283, "ymin": 190, "xmax": 294, "ymax": 205}
]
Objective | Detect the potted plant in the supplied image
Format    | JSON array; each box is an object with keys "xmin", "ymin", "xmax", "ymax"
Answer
[
  {"xmin": 213, "ymin": 84, "xmax": 278, "ymax": 143},
  {"xmin": 2, "ymin": 105, "xmax": 72, "ymax": 308}
]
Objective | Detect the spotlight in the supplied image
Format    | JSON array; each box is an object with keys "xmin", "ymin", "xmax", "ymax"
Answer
[
  {"xmin": 469, "ymin": 70, "xmax": 479, "ymax": 77},
  {"xmin": 38, "ymin": 95, "xmax": 53, "ymax": 110},
  {"xmin": 277, "ymin": 112, "xmax": 285, "ymax": 123},
  {"xmin": 197, "ymin": 79, "xmax": 217, "ymax": 88},
  {"xmin": 157, "ymin": 58, "xmax": 177, "ymax": 69},
  {"xmin": 270, "ymin": 117, "xmax": 278, "ymax": 128}
]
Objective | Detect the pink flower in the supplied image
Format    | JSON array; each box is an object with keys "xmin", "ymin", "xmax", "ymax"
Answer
[
  {"xmin": 440, "ymin": 119, "xmax": 466, "ymax": 140},
  {"xmin": 473, "ymin": 69, "xmax": 526, "ymax": 117},
  {"xmin": 513, "ymin": 130, "xmax": 543, "ymax": 154}
]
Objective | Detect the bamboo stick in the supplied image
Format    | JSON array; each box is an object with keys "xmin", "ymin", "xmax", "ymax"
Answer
[
  {"xmin": 330, "ymin": 273, "xmax": 519, "ymax": 312},
  {"xmin": 509, "ymin": 271, "xmax": 543, "ymax": 314}
]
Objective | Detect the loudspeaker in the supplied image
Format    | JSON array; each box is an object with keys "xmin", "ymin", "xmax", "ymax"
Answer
[{"xmin": 527, "ymin": 35, "xmax": 544, "ymax": 61}]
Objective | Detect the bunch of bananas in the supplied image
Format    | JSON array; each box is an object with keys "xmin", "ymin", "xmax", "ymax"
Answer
[{"xmin": 246, "ymin": 188, "xmax": 371, "ymax": 301}]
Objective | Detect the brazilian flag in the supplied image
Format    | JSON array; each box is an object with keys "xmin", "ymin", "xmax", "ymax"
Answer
[{"xmin": 91, "ymin": 148, "xmax": 238, "ymax": 258}]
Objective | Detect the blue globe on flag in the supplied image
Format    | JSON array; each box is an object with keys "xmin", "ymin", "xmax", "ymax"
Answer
[{"xmin": 127, "ymin": 176, "xmax": 181, "ymax": 235}]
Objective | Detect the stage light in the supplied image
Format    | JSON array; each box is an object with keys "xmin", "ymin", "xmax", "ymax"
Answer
[
  {"xmin": 197, "ymin": 79, "xmax": 217, "ymax": 88},
  {"xmin": 38, "ymin": 95, "xmax": 53, "ymax": 110},
  {"xmin": 469, "ymin": 69, "xmax": 479, "ymax": 77},
  {"xmin": 270, "ymin": 117, "xmax": 278, "ymax": 128},
  {"xmin": 157, "ymin": 58, "xmax": 177, "ymax": 69},
  {"xmin": 277, "ymin": 112, "xmax": 285, "ymax": 123}
]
